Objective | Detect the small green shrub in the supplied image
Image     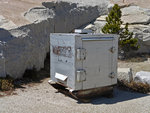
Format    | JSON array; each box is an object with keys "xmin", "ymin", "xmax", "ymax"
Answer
[
  {"xmin": 119, "ymin": 23, "xmax": 139, "ymax": 52},
  {"xmin": 102, "ymin": 4, "xmax": 122, "ymax": 34},
  {"xmin": 0, "ymin": 76, "xmax": 14, "ymax": 91},
  {"xmin": 102, "ymin": 4, "xmax": 140, "ymax": 54}
]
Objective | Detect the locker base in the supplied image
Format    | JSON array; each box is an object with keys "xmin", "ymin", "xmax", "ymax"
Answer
[{"xmin": 49, "ymin": 80, "xmax": 114, "ymax": 102}]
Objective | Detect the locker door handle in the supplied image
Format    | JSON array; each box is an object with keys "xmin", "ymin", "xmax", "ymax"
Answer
[
  {"xmin": 76, "ymin": 69, "xmax": 86, "ymax": 82},
  {"xmin": 109, "ymin": 72, "xmax": 115, "ymax": 78}
]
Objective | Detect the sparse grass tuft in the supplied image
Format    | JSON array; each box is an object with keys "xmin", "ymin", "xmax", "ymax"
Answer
[
  {"xmin": 119, "ymin": 53, "xmax": 150, "ymax": 62},
  {"xmin": 0, "ymin": 53, "xmax": 50, "ymax": 91},
  {"xmin": 118, "ymin": 80, "xmax": 150, "ymax": 93},
  {"xmin": 0, "ymin": 76, "xmax": 14, "ymax": 91},
  {"xmin": 124, "ymin": 57, "xmax": 147, "ymax": 62}
]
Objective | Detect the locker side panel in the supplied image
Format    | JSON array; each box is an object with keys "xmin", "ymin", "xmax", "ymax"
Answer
[{"xmin": 50, "ymin": 34, "xmax": 76, "ymax": 89}]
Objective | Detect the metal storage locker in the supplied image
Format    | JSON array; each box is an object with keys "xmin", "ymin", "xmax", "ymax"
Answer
[{"xmin": 50, "ymin": 33, "xmax": 118, "ymax": 92}]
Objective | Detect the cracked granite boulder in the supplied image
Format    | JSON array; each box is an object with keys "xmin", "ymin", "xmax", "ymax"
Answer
[{"xmin": 0, "ymin": 1, "xmax": 108, "ymax": 78}]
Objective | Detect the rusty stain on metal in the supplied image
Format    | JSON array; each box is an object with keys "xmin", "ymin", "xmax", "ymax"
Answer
[
  {"xmin": 50, "ymin": 81, "xmax": 113, "ymax": 101},
  {"xmin": 74, "ymin": 86, "xmax": 113, "ymax": 99},
  {"xmin": 53, "ymin": 46, "xmax": 72, "ymax": 58}
]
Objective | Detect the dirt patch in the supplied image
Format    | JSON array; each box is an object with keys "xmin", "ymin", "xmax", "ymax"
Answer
[
  {"xmin": 118, "ymin": 55, "xmax": 150, "ymax": 77},
  {"xmin": 0, "ymin": 90, "xmax": 17, "ymax": 97},
  {"xmin": 118, "ymin": 55, "xmax": 150, "ymax": 93}
]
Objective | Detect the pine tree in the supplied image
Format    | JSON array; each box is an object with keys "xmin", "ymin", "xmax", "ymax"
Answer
[
  {"xmin": 102, "ymin": 4, "xmax": 122, "ymax": 34},
  {"xmin": 102, "ymin": 4, "xmax": 139, "ymax": 53},
  {"xmin": 119, "ymin": 23, "xmax": 139, "ymax": 52}
]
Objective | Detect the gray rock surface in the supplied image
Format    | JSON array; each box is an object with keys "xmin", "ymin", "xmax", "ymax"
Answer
[
  {"xmin": 0, "ymin": 49, "xmax": 5, "ymax": 78},
  {"xmin": 83, "ymin": 15, "xmax": 107, "ymax": 33},
  {"xmin": 121, "ymin": 6, "xmax": 150, "ymax": 24},
  {"xmin": 134, "ymin": 71, "xmax": 150, "ymax": 84},
  {"xmin": 121, "ymin": 6, "xmax": 150, "ymax": 53},
  {"xmin": 128, "ymin": 24, "xmax": 150, "ymax": 53},
  {"xmin": 0, "ymin": 1, "xmax": 108, "ymax": 78},
  {"xmin": 0, "ymin": 15, "xmax": 17, "ymax": 30},
  {"xmin": 58, "ymin": 0, "xmax": 109, "ymax": 7},
  {"xmin": 24, "ymin": 7, "xmax": 55, "ymax": 23}
]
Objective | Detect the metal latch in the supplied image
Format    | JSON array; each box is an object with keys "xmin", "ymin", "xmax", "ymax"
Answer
[
  {"xmin": 55, "ymin": 73, "xmax": 68, "ymax": 81},
  {"xmin": 76, "ymin": 69, "xmax": 86, "ymax": 82},
  {"xmin": 74, "ymin": 29, "xmax": 93, "ymax": 34},
  {"xmin": 77, "ymin": 48, "xmax": 86, "ymax": 60},
  {"xmin": 109, "ymin": 72, "xmax": 115, "ymax": 78},
  {"xmin": 109, "ymin": 47, "xmax": 116, "ymax": 53}
]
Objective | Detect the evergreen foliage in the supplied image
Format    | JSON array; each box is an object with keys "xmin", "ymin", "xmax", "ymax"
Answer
[{"xmin": 102, "ymin": 4, "xmax": 139, "ymax": 52}]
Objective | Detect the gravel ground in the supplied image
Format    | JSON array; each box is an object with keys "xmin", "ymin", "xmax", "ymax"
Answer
[
  {"xmin": 0, "ymin": 77, "xmax": 150, "ymax": 113},
  {"xmin": 118, "ymin": 58, "xmax": 150, "ymax": 77},
  {"xmin": 1, "ymin": 59, "xmax": 150, "ymax": 113}
]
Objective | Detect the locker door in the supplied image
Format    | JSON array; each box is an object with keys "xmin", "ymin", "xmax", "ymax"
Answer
[{"xmin": 82, "ymin": 38, "xmax": 114, "ymax": 90}]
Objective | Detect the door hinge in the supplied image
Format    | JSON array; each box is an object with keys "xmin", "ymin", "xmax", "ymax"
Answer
[
  {"xmin": 109, "ymin": 72, "xmax": 115, "ymax": 78},
  {"xmin": 76, "ymin": 69, "xmax": 86, "ymax": 82},
  {"xmin": 77, "ymin": 48, "xmax": 86, "ymax": 60},
  {"xmin": 109, "ymin": 47, "xmax": 116, "ymax": 53}
]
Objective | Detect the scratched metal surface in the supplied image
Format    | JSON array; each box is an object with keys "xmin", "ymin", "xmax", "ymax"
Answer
[{"xmin": 50, "ymin": 33, "xmax": 118, "ymax": 91}]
